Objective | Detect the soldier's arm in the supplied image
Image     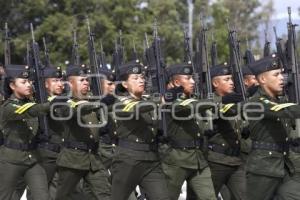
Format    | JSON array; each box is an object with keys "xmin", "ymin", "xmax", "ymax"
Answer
[
  {"xmin": 2, "ymin": 102, "xmax": 50, "ymax": 121},
  {"xmin": 172, "ymin": 98, "xmax": 214, "ymax": 117},
  {"xmin": 114, "ymin": 100, "xmax": 156, "ymax": 117}
]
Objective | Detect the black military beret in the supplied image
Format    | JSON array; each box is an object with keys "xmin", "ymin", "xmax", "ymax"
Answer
[
  {"xmin": 242, "ymin": 65, "xmax": 253, "ymax": 76},
  {"xmin": 210, "ymin": 63, "xmax": 231, "ymax": 78},
  {"xmin": 98, "ymin": 68, "xmax": 115, "ymax": 81},
  {"xmin": 166, "ymin": 63, "xmax": 193, "ymax": 80},
  {"xmin": 5, "ymin": 65, "xmax": 31, "ymax": 79},
  {"xmin": 66, "ymin": 64, "xmax": 90, "ymax": 77},
  {"xmin": 43, "ymin": 65, "xmax": 63, "ymax": 78},
  {"xmin": 248, "ymin": 53, "xmax": 281, "ymax": 76},
  {"xmin": 118, "ymin": 60, "xmax": 143, "ymax": 81}
]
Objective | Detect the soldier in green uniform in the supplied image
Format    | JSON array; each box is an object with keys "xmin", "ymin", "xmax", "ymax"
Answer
[
  {"xmin": 207, "ymin": 64, "xmax": 245, "ymax": 199},
  {"xmin": 0, "ymin": 65, "xmax": 51, "ymax": 200},
  {"xmin": 161, "ymin": 63, "xmax": 216, "ymax": 200},
  {"xmin": 55, "ymin": 64, "xmax": 111, "ymax": 200},
  {"xmin": 111, "ymin": 60, "xmax": 170, "ymax": 200},
  {"xmin": 246, "ymin": 54, "xmax": 300, "ymax": 200}
]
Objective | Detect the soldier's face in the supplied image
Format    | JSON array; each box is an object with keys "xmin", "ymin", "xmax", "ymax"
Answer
[
  {"xmin": 101, "ymin": 79, "xmax": 115, "ymax": 95},
  {"xmin": 259, "ymin": 69, "xmax": 284, "ymax": 96},
  {"xmin": 122, "ymin": 74, "xmax": 145, "ymax": 97},
  {"xmin": 45, "ymin": 78, "xmax": 64, "ymax": 96},
  {"xmin": 173, "ymin": 75, "xmax": 195, "ymax": 95},
  {"xmin": 212, "ymin": 75, "xmax": 234, "ymax": 96},
  {"xmin": 244, "ymin": 75, "xmax": 258, "ymax": 89},
  {"xmin": 10, "ymin": 78, "xmax": 32, "ymax": 98},
  {"xmin": 69, "ymin": 76, "xmax": 90, "ymax": 97}
]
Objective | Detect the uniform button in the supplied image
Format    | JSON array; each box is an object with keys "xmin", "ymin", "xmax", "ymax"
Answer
[
  {"xmin": 152, "ymin": 117, "xmax": 154, "ymax": 120},
  {"xmin": 205, "ymin": 122, "xmax": 208, "ymax": 125},
  {"xmin": 61, "ymin": 138, "xmax": 65, "ymax": 142},
  {"xmin": 74, "ymin": 147, "xmax": 78, "ymax": 150},
  {"xmin": 183, "ymin": 147, "xmax": 186, "ymax": 150},
  {"xmin": 114, "ymin": 120, "xmax": 117, "ymax": 123},
  {"xmin": 196, "ymin": 146, "xmax": 199, "ymax": 149},
  {"xmin": 286, "ymin": 137, "xmax": 289, "ymax": 141},
  {"xmin": 283, "ymin": 152, "xmax": 287, "ymax": 155},
  {"xmin": 29, "ymin": 140, "xmax": 32, "ymax": 144},
  {"xmin": 277, "ymin": 118, "xmax": 280, "ymax": 121},
  {"xmin": 269, "ymin": 152, "xmax": 272, "ymax": 155},
  {"xmin": 88, "ymin": 122, "xmax": 92, "ymax": 124},
  {"xmin": 197, "ymin": 133, "xmax": 201, "ymax": 137},
  {"xmin": 22, "ymin": 119, "xmax": 26, "ymax": 122},
  {"xmin": 29, "ymin": 127, "xmax": 33, "ymax": 130},
  {"xmin": 222, "ymin": 143, "xmax": 225, "ymax": 146},
  {"xmin": 88, "ymin": 149, "xmax": 92, "ymax": 153},
  {"xmin": 89, "ymin": 135, "xmax": 93, "ymax": 139},
  {"xmin": 136, "ymin": 138, "xmax": 139, "ymax": 142},
  {"xmin": 285, "ymin": 123, "xmax": 288, "ymax": 127},
  {"xmin": 114, "ymin": 131, "xmax": 117, "ymax": 135},
  {"xmin": 151, "ymin": 128, "xmax": 154, "ymax": 132},
  {"xmin": 196, "ymin": 121, "xmax": 199, "ymax": 125},
  {"xmin": 151, "ymin": 139, "xmax": 154, "ymax": 142},
  {"xmin": 112, "ymin": 144, "xmax": 116, "ymax": 147},
  {"xmin": 236, "ymin": 140, "xmax": 239, "ymax": 144},
  {"xmin": 28, "ymin": 154, "xmax": 32, "ymax": 158}
]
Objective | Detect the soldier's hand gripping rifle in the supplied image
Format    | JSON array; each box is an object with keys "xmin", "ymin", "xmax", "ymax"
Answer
[
  {"xmin": 112, "ymin": 30, "xmax": 125, "ymax": 80},
  {"xmin": 263, "ymin": 30, "xmax": 271, "ymax": 57},
  {"xmin": 86, "ymin": 18, "xmax": 102, "ymax": 97},
  {"xmin": 71, "ymin": 29, "xmax": 80, "ymax": 66},
  {"xmin": 227, "ymin": 21, "xmax": 246, "ymax": 101},
  {"xmin": 4, "ymin": 22, "xmax": 11, "ymax": 66},
  {"xmin": 183, "ymin": 28, "xmax": 200, "ymax": 96},
  {"xmin": 30, "ymin": 23, "xmax": 50, "ymax": 139}
]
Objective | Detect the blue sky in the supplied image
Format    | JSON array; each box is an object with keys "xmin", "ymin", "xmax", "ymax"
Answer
[{"xmin": 269, "ymin": 0, "xmax": 300, "ymax": 20}]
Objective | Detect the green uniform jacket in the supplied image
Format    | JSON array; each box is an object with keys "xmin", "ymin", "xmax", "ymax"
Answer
[
  {"xmin": 162, "ymin": 97, "xmax": 212, "ymax": 169},
  {"xmin": 207, "ymin": 94, "xmax": 243, "ymax": 166},
  {"xmin": 0, "ymin": 95, "xmax": 50, "ymax": 165},
  {"xmin": 246, "ymin": 87, "xmax": 300, "ymax": 177},
  {"xmin": 113, "ymin": 95, "xmax": 159, "ymax": 161},
  {"xmin": 56, "ymin": 98, "xmax": 103, "ymax": 171}
]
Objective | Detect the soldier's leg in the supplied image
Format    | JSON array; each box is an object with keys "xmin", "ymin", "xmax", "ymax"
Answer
[
  {"xmin": 226, "ymin": 164, "xmax": 246, "ymax": 200},
  {"xmin": 0, "ymin": 160, "xmax": 25, "ymax": 200},
  {"xmin": 161, "ymin": 163, "xmax": 186, "ymax": 200},
  {"xmin": 187, "ymin": 166, "xmax": 217, "ymax": 200},
  {"xmin": 111, "ymin": 158, "xmax": 142, "ymax": 200},
  {"xmin": 139, "ymin": 162, "xmax": 170, "ymax": 200},
  {"xmin": 246, "ymin": 172, "xmax": 281, "ymax": 200},
  {"xmin": 24, "ymin": 163, "xmax": 49, "ymax": 200},
  {"xmin": 55, "ymin": 167, "xmax": 87, "ymax": 200},
  {"xmin": 84, "ymin": 167, "xmax": 111, "ymax": 200},
  {"xmin": 10, "ymin": 179, "xmax": 27, "ymax": 200},
  {"xmin": 208, "ymin": 162, "xmax": 237, "ymax": 196},
  {"xmin": 276, "ymin": 173, "xmax": 300, "ymax": 200}
]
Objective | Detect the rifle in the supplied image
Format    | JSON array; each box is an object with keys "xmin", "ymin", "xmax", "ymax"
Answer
[
  {"xmin": 71, "ymin": 29, "xmax": 80, "ymax": 65},
  {"xmin": 42, "ymin": 37, "xmax": 51, "ymax": 68},
  {"xmin": 263, "ymin": 30, "xmax": 271, "ymax": 57},
  {"xmin": 183, "ymin": 28, "xmax": 200, "ymax": 96},
  {"xmin": 227, "ymin": 20, "xmax": 246, "ymax": 101},
  {"xmin": 30, "ymin": 23, "xmax": 50, "ymax": 139},
  {"xmin": 131, "ymin": 40, "xmax": 138, "ymax": 61},
  {"xmin": 144, "ymin": 20, "xmax": 168, "ymax": 136},
  {"xmin": 210, "ymin": 32, "xmax": 217, "ymax": 68},
  {"xmin": 112, "ymin": 30, "xmax": 125, "ymax": 79},
  {"xmin": 98, "ymin": 41, "xmax": 107, "ymax": 69},
  {"xmin": 273, "ymin": 26, "xmax": 288, "ymax": 68},
  {"xmin": 243, "ymin": 38, "xmax": 255, "ymax": 65},
  {"xmin": 86, "ymin": 18, "xmax": 102, "ymax": 96},
  {"xmin": 4, "ymin": 22, "xmax": 11, "ymax": 66}
]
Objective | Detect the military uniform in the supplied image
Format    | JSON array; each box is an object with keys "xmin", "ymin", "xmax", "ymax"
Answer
[
  {"xmin": 55, "ymin": 65, "xmax": 111, "ymax": 200},
  {"xmin": 111, "ymin": 61, "xmax": 169, "ymax": 200},
  {"xmin": 0, "ymin": 65, "xmax": 50, "ymax": 200},
  {"xmin": 246, "ymin": 54, "xmax": 300, "ymax": 200}
]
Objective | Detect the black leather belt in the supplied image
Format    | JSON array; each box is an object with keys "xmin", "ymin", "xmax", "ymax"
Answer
[
  {"xmin": 63, "ymin": 141, "xmax": 99, "ymax": 153},
  {"xmin": 38, "ymin": 142, "xmax": 61, "ymax": 153},
  {"xmin": 99, "ymin": 135, "xmax": 118, "ymax": 145},
  {"xmin": 4, "ymin": 139, "xmax": 37, "ymax": 151},
  {"xmin": 208, "ymin": 143, "xmax": 240, "ymax": 156},
  {"xmin": 170, "ymin": 139, "xmax": 203, "ymax": 149},
  {"xmin": 252, "ymin": 141, "xmax": 289, "ymax": 153},
  {"xmin": 118, "ymin": 139, "xmax": 157, "ymax": 151}
]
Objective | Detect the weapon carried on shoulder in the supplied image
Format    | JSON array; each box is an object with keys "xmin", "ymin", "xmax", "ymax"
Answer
[
  {"xmin": 273, "ymin": 26, "xmax": 288, "ymax": 68},
  {"xmin": 210, "ymin": 32, "xmax": 217, "ymax": 68},
  {"xmin": 243, "ymin": 38, "xmax": 255, "ymax": 65},
  {"xmin": 42, "ymin": 37, "xmax": 51, "ymax": 68},
  {"xmin": 98, "ymin": 41, "xmax": 108, "ymax": 69},
  {"xmin": 4, "ymin": 22, "xmax": 11, "ymax": 66},
  {"xmin": 112, "ymin": 30, "xmax": 125, "ymax": 80},
  {"xmin": 194, "ymin": 18, "xmax": 213, "ymax": 99},
  {"xmin": 71, "ymin": 28, "xmax": 80, "ymax": 66},
  {"xmin": 131, "ymin": 40, "xmax": 138, "ymax": 61},
  {"xmin": 227, "ymin": 21, "xmax": 246, "ymax": 101},
  {"xmin": 263, "ymin": 30, "xmax": 271, "ymax": 57},
  {"xmin": 29, "ymin": 23, "xmax": 50, "ymax": 138},
  {"xmin": 86, "ymin": 18, "xmax": 102, "ymax": 97}
]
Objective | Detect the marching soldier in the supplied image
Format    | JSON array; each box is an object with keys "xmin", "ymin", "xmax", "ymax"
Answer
[
  {"xmin": 161, "ymin": 63, "xmax": 216, "ymax": 200},
  {"xmin": 55, "ymin": 64, "xmax": 111, "ymax": 200},
  {"xmin": 0, "ymin": 65, "xmax": 51, "ymax": 200},
  {"xmin": 111, "ymin": 60, "xmax": 170, "ymax": 200},
  {"xmin": 246, "ymin": 53, "xmax": 300, "ymax": 200},
  {"xmin": 207, "ymin": 64, "xmax": 245, "ymax": 199}
]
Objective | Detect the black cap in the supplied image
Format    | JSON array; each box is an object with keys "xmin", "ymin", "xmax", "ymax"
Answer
[
  {"xmin": 242, "ymin": 65, "xmax": 254, "ymax": 76},
  {"xmin": 5, "ymin": 65, "xmax": 31, "ymax": 79},
  {"xmin": 98, "ymin": 68, "xmax": 115, "ymax": 81},
  {"xmin": 166, "ymin": 63, "xmax": 193, "ymax": 81},
  {"xmin": 66, "ymin": 64, "xmax": 90, "ymax": 77},
  {"xmin": 248, "ymin": 53, "xmax": 281, "ymax": 76},
  {"xmin": 210, "ymin": 63, "xmax": 231, "ymax": 78},
  {"xmin": 43, "ymin": 65, "xmax": 63, "ymax": 78},
  {"xmin": 118, "ymin": 60, "xmax": 143, "ymax": 81}
]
